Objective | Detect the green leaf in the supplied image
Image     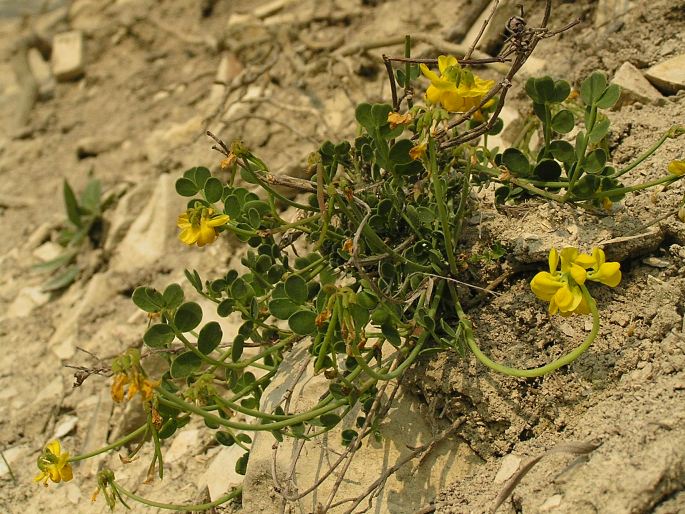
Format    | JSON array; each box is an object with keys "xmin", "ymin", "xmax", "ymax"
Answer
[
  {"xmin": 319, "ymin": 413, "xmax": 341, "ymax": 428},
  {"xmin": 63, "ymin": 180, "xmax": 82, "ymax": 227},
  {"xmin": 175, "ymin": 177, "xmax": 198, "ymax": 197},
  {"xmin": 584, "ymin": 148, "xmax": 607, "ymax": 174},
  {"xmin": 549, "ymin": 140, "xmax": 576, "ymax": 164},
  {"xmin": 204, "ymin": 177, "xmax": 223, "ymax": 203},
  {"xmin": 535, "ymin": 76, "xmax": 555, "ymax": 103},
  {"xmin": 284, "ymin": 275, "xmax": 308, "ymax": 304},
  {"xmin": 342, "ymin": 429, "xmax": 358, "ymax": 446},
  {"xmin": 580, "ymin": 72, "xmax": 608, "ymax": 105},
  {"xmin": 41, "ymin": 265, "xmax": 79, "ymax": 292},
  {"xmin": 32, "ymin": 250, "xmax": 78, "ymax": 273},
  {"xmin": 236, "ymin": 433, "xmax": 252, "ymax": 444},
  {"xmin": 174, "ymin": 302, "xmax": 203, "ymax": 332},
  {"xmin": 223, "ymin": 194, "xmax": 241, "ymax": 218},
  {"xmin": 217, "ymin": 299, "xmax": 235, "ymax": 317},
  {"xmin": 595, "ymin": 83, "xmax": 620, "ymax": 109},
  {"xmin": 198, "ymin": 321, "xmax": 222, "ymax": 354},
  {"xmin": 235, "ymin": 452, "xmax": 249, "ymax": 475},
  {"xmin": 268, "ymin": 298, "xmax": 299, "ymax": 320},
  {"xmin": 381, "ymin": 322, "xmax": 401, "ymax": 346},
  {"xmin": 355, "ymin": 103, "xmax": 374, "ymax": 132},
  {"xmin": 132, "ymin": 287, "xmax": 164, "ymax": 313},
  {"xmin": 524, "ymin": 77, "xmax": 541, "ymax": 103},
  {"xmin": 552, "ymin": 80, "xmax": 571, "ymax": 103},
  {"xmin": 170, "ymin": 351, "xmax": 202, "ymax": 379},
  {"xmin": 533, "ymin": 159, "xmax": 562, "ymax": 181},
  {"xmin": 371, "ymin": 103, "xmax": 392, "ymax": 127},
  {"xmin": 389, "ymin": 139, "xmax": 413, "ymax": 165},
  {"xmin": 80, "ymin": 179, "xmax": 102, "ymax": 213},
  {"xmin": 501, "ymin": 148, "xmax": 530, "ymax": 177},
  {"xmin": 573, "ymin": 175, "xmax": 599, "ymax": 199},
  {"xmin": 158, "ymin": 419, "xmax": 177, "ymax": 439},
  {"xmin": 216, "ymin": 431, "xmax": 235, "ymax": 446},
  {"xmin": 190, "ymin": 167, "xmax": 211, "ymax": 188},
  {"xmin": 551, "ymin": 109, "xmax": 574, "ymax": 134},
  {"xmin": 288, "ymin": 309, "xmax": 317, "ymax": 335},
  {"xmin": 588, "ymin": 118, "xmax": 611, "ymax": 143},
  {"xmin": 162, "ymin": 283, "xmax": 184, "ymax": 310},
  {"xmin": 487, "ymin": 117, "xmax": 504, "ymax": 136},
  {"xmin": 231, "ymin": 336, "xmax": 244, "ymax": 362},
  {"xmin": 144, "ymin": 323, "xmax": 175, "ymax": 348},
  {"xmin": 349, "ymin": 303, "xmax": 370, "ymax": 329}
]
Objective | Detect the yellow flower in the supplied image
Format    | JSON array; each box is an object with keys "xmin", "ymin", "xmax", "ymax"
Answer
[
  {"xmin": 531, "ymin": 247, "xmax": 618, "ymax": 316},
  {"xmin": 419, "ymin": 55, "xmax": 495, "ymax": 112},
  {"xmin": 587, "ymin": 248, "xmax": 621, "ymax": 287},
  {"xmin": 35, "ymin": 440, "xmax": 73, "ymax": 486},
  {"xmin": 409, "ymin": 143, "xmax": 427, "ymax": 160},
  {"xmin": 668, "ymin": 160, "xmax": 685, "ymax": 176},
  {"xmin": 177, "ymin": 207, "xmax": 230, "ymax": 247},
  {"xmin": 111, "ymin": 371, "xmax": 158, "ymax": 403},
  {"xmin": 387, "ymin": 111, "xmax": 412, "ymax": 129}
]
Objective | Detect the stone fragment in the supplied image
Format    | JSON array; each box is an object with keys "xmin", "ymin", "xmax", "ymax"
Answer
[
  {"xmin": 494, "ymin": 453, "xmax": 521, "ymax": 484},
  {"xmin": 642, "ymin": 256, "xmax": 669, "ymax": 268},
  {"xmin": 33, "ymin": 241, "xmax": 63, "ymax": 262},
  {"xmin": 166, "ymin": 429, "xmax": 202, "ymax": 463},
  {"xmin": 612, "ymin": 62, "xmax": 663, "ymax": 107},
  {"xmin": 200, "ymin": 445, "xmax": 244, "ymax": 501},
  {"xmin": 52, "ymin": 31, "xmax": 85, "ymax": 82},
  {"xmin": 6, "ymin": 286, "xmax": 51, "ymax": 318},
  {"xmin": 540, "ymin": 494, "xmax": 563, "ymax": 511},
  {"xmin": 0, "ymin": 445, "xmax": 29, "ymax": 478},
  {"xmin": 645, "ymin": 54, "xmax": 685, "ymax": 94},
  {"xmin": 594, "ymin": 0, "xmax": 633, "ymax": 28},
  {"xmin": 76, "ymin": 135, "xmax": 123, "ymax": 159},
  {"xmin": 52, "ymin": 415, "xmax": 79, "ymax": 439},
  {"xmin": 144, "ymin": 115, "xmax": 202, "ymax": 163},
  {"xmin": 27, "ymin": 48, "xmax": 56, "ymax": 99}
]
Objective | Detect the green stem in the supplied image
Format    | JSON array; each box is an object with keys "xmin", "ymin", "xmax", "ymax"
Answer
[
  {"xmin": 69, "ymin": 424, "xmax": 148, "ymax": 463},
  {"xmin": 612, "ymin": 130, "xmax": 671, "ymax": 179},
  {"xmin": 592, "ymin": 174, "xmax": 681, "ymax": 198},
  {"xmin": 111, "ymin": 482, "xmax": 241, "ymax": 512},
  {"xmin": 428, "ymin": 137, "xmax": 459, "ymax": 275},
  {"xmin": 241, "ymin": 157, "xmax": 314, "ymax": 212},
  {"xmin": 460, "ymin": 284, "xmax": 600, "ymax": 378}
]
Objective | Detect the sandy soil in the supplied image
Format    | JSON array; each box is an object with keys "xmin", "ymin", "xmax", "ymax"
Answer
[{"xmin": 1, "ymin": 0, "xmax": 684, "ymax": 513}]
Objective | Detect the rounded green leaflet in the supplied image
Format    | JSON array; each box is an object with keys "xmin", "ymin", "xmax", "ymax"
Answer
[
  {"xmin": 174, "ymin": 302, "xmax": 203, "ymax": 332},
  {"xmin": 319, "ymin": 413, "xmax": 341, "ymax": 428},
  {"xmin": 132, "ymin": 286, "xmax": 164, "ymax": 313},
  {"xmin": 144, "ymin": 323, "xmax": 175, "ymax": 348},
  {"xmin": 231, "ymin": 336, "xmax": 244, "ymax": 362},
  {"xmin": 198, "ymin": 321, "xmax": 222, "ymax": 354},
  {"xmin": 534, "ymin": 159, "xmax": 562, "ymax": 181},
  {"xmin": 162, "ymin": 283, "xmax": 184, "ymax": 310},
  {"xmin": 157, "ymin": 419, "xmax": 177, "ymax": 439},
  {"xmin": 204, "ymin": 177, "xmax": 224, "ymax": 203},
  {"xmin": 268, "ymin": 298, "xmax": 299, "ymax": 320},
  {"xmin": 580, "ymin": 72, "xmax": 608, "ymax": 105},
  {"xmin": 549, "ymin": 140, "xmax": 576, "ymax": 164},
  {"xmin": 288, "ymin": 309, "xmax": 317, "ymax": 335},
  {"xmin": 584, "ymin": 148, "xmax": 607, "ymax": 174},
  {"xmin": 284, "ymin": 275, "xmax": 308, "ymax": 304},
  {"xmin": 551, "ymin": 109, "xmax": 574, "ymax": 134},
  {"xmin": 595, "ymin": 83, "xmax": 620, "ymax": 109},
  {"xmin": 501, "ymin": 148, "xmax": 530, "ymax": 177},
  {"xmin": 175, "ymin": 177, "xmax": 198, "ymax": 197},
  {"xmin": 216, "ymin": 431, "xmax": 235, "ymax": 446},
  {"xmin": 170, "ymin": 351, "xmax": 202, "ymax": 379}
]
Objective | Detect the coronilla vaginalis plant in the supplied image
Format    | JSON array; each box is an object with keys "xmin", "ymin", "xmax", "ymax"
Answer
[{"xmin": 38, "ymin": 2, "xmax": 685, "ymax": 511}]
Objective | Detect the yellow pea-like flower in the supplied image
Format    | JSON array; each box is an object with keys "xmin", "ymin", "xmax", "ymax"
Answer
[
  {"xmin": 668, "ymin": 160, "xmax": 685, "ymax": 176},
  {"xmin": 35, "ymin": 440, "xmax": 73, "ymax": 487},
  {"xmin": 177, "ymin": 207, "xmax": 230, "ymax": 247}
]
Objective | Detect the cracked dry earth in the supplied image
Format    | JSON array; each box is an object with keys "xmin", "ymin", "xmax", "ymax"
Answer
[{"xmin": 1, "ymin": 0, "xmax": 685, "ymax": 513}]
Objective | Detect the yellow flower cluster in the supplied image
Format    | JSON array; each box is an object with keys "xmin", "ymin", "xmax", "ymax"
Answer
[
  {"xmin": 419, "ymin": 55, "xmax": 495, "ymax": 113},
  {"xmin": 668, "ymin": 160, "xmax": 685, "ymax": 176},
  {"xmin": 177, "ymin": 207, "xmax": 230, "ymax": 247},
  {"xmin": 530, "ymin": 247, "xmax": 621, "ymax": 316},
  {"xmin": 34, "ymin": 440, "xmax": 73, "ymax": 487},
  {"xmin": 111, "ymin": 370, "xmax": 158, "ymax": 403}
]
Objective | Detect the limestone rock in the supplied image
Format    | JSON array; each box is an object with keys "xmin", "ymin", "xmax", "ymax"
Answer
[
  {"xmin": 494, "ymin": 453, "xmax": 521, "ymax": 484},
  {"xmin": 645, "ymin": 54, "xmax": 685, "ymax": 95},
  {"xmin": 612, "ymin": 62, "xmax": 663, "ymax": 107},
  {"xmin": 27, "ymin": 48, "xmax": 56, "ymax": 99},
  {"xmin": 76, "ymin": 135, "xmax": 123, "ymax": 159},
  {"xmin": 594, "ymin": 0, "xmax": 633, "ymax": 28},
  {"xmin": 6, "ymin": 286, "xmax": 51, "ymax": 318},
  {"xmin": 144, "ymin": 115, "xmax": 203, "ymax": 163},
  {"xmin": 200, "ymin": 445, "xmax": 245, "ymax": 501},
  {"xmin": 242, "ymin": 341, "xmax": 476, "ymax": 514},
  {"xmin": 52, "ymin": 31, "xmax": 85, "ymax": 82}
]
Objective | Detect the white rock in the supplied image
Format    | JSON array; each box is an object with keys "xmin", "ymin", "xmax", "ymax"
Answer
[
  {"xmin": 53, "ymin": 415, "xmax": 79, "ymax": 439},
  {"xmin": 0, "ymin": 445, "xmax": 29, "ymax": 478},
  {"xmin": 642, "ymin": 256, "xmax": 669, "ymax": 268},
  {"xmin": 200, "ymin": 445, "xmax": 245, "ymax": 501},
  {"xmin": 6, "ymin": 286, "xmax": 51, "ymax": 318},
  {"xmin": 540, "ymin": 494, "xmax": 563, "ymax": 511},
  {"xmin": 144, "ymin": 115, "xmax": 202, "ymax": 163},
  {"xmin": 77, "ymin": 389, "xmax": 115, "ymax": 476},
  {"xmin": 33, "ymin": 241, "xmax": 64, "ymax": 262},
  {"xmin": 594, "ymin": 0, "xmax": 633, "ymax": 28},
  {"xmin": 76, "ymin": 135, "xmax": 122, "ymax": 158},
  {"xmin": 52, "ymin": 31, "xmax": 85, "ymax": 82},
  {"xmin": 612, "ymin": 62, "xmax": 663, "ymax": 107},
  {"xmin": 36, "ymin": 376, "xmax": 65, "ymax": 403},
  {"xmin": 645, "ymin": 54, "xmax": 685, "ymax": 94},
  {"xmin": 166, "ymin": 429, "xmax": 201, "ymax": 463},
  {"xmin": 66, "ymin": 483, "xmax": 82, "ymax": 505},
  {"xmin": 494, "ymin": 453, "xmax": 521, "ymax": 484},
  {"xmin": 27, "ymin": 48, "xmax": 56, "ymax": 99},
  {"xmin": 109, "ymin": 174, "xmax": 184, "ymax": 271}
]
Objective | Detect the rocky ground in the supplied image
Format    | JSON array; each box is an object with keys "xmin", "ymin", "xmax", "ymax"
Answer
[{"xmin": 1, "ymin": 0, "xmax": 684, "ymax": 513}]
